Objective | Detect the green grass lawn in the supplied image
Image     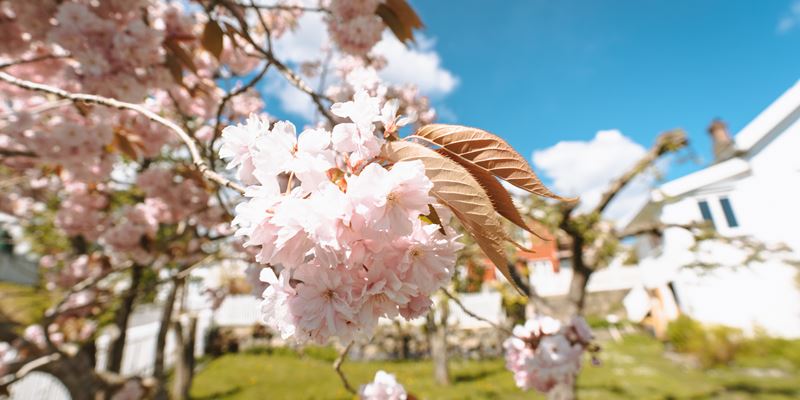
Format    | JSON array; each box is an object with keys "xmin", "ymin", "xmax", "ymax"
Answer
[
  {"xmin": 0, "ymin": 281, "xmax": 51, "ymax": 326},
  {"xmin": 190, "ymin": 334, "xmax": 800, "ymax": 400}
]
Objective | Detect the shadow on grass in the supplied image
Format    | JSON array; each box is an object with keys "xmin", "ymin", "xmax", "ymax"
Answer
[
  {"xmin": 192, "ymin": 386, "xmax": 243, "ymax": 400},
  {"xmin": 724, "ymin": 382, "xmax": 799, "ymax": 396},
  {"xmin": 452, "ymin": 365, "xmax": 506, "ymax": 383},
  {"xmin": 580, "ymin": 383, "xmax": 630, "ymax": 397}
]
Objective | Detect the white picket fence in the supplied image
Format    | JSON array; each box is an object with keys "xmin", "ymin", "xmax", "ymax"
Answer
[{"xmin": 4, "ymin": 291, "xmax": 503, "ymax": 399}]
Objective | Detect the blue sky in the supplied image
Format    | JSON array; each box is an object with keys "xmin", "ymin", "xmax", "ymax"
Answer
[{"xmin": 412, "ymin": 0, "xmax": 800, "ymax": 181}]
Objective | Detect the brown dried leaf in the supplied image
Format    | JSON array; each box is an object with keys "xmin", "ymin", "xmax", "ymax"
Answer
[
  {"xmin": 382, "ymin": 141, "xmax": 523, "ymax": 294},
  {"xmin": 436, "ymin": 148, "xmax": 542, "ymax": 238},
  {"xmin": 165, "ymin": 52, "xmax": 183, "ymax": 84},
  {"xmin": 113, "ymin": 131, "xmax": 139, "ymax": 160},
  {"xmin": 377, "ymin": 0, "xmax": 423, "ymax": 44},
  {"xmin": 424, "ymin": 204, "xmax": 446, "ymax": 235},
  {"xmin": 413, "ymin": 124, "xmax": 572, "ymax": 201},
  {"xmin": 387, "ymin": 0, "xmax": 423, "ymax": 30},
  {"xmin": 201, "ymin": 20, "xmax": 224, "ymax": 60},
  {"xmin": 164, "ymin": 39, "xmax": 197, "ymax": 73}
]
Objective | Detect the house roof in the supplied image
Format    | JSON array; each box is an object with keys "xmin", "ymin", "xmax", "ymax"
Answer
[
  {"xmin": 624, "ymin": 79, "xmax": 800, "ymax": 231},
  {"xmin": 653, "ymin": 157, "xmax": 750, "ymax": 200},
  {"xmin": 732, "ymin": 79, "xmax": 800, "ymax": 153}
]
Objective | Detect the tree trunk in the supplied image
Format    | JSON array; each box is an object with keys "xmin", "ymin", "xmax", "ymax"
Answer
[
  {"xmin": 171, "ymin": 316, "xmax": 197, "ymax": 400},
  {"xmin": 564, "ymin": 234, "xmax": 594, "ymax": 318},
  {"xmin": 36, "ymin": 348, "xmax": 128, "ymax": 400},
  {"xmin": 153, "ymin": 277, "xmax": 184, "ymax": 400},
  {"xmin": 108, "ymin": 265, "xmax": 143, "ymax": 374},
  {"xmin": 427, "ymin": 297, "xmax": 450, "ymax": 386}
]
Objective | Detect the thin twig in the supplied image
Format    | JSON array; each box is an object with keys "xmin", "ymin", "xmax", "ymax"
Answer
[
  {"xmin": 236, "ymin": 2, "xmax": 330, "ymax": 14},
  {"xmin": 441, "ymin": 288, "xmax": 514, "ymax": 336},
  {"xmin": 0, "ymin": 54, "xmax": 67, "ymax": 70},
  {"xmin": 216, "ymin": 1, "xmax": 336, "ymax": 124},
  {"xmin": 209, "ymin": 61, "xmax": 272, "ymax": 166},
  {"xmin": 0, "ymin": 71, "xmax": 246, "ymax": 195},
  {"xmin": 0, "ymin": 353, "xmax": 61, "ymax": 388},
  {"xmin": 333, "ymin": 342, "xmax": 356, "ymax": 394},
  {"xmin": 0, "ymin": 148, "xmax": 35, "ymax": 158}
]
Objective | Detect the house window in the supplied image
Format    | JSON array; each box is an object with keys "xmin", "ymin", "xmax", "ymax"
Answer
[
  {"xmin": 719, "ymin": 197, "xmax": 739, "ymax": 228},
  {"xmin": 697, "ymin": 200, "xmax": 715, "ymax": 228}
]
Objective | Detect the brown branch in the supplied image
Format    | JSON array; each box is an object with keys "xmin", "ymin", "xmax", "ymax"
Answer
[
  {"xmin": 617, "ymin": 221, "xmax": 706, "ymax": 240},
  {"xmin": 0, "ymin": 71, "xmax": 246, "ymax": 195},
  {"xmin": 0, "ymin": 54, "xmax": 67, "ymax": 70},
  {"xmin": 0, "ymin": 148, "xmax": 35, "ymax": 158},
  {"xmin": 441, "ymin": 288, "xmax": 514, "ymax": 336},
  {"xmin": 333, "ymin": 342, "xmax": 356, "ymax": 394},
  {"xmin": 0, "ymin": 353, "xmax": 61, "ymax": 390},
  {"xmin": 236, "ymin": 2, "xmax": 330, "ymax": 14},
  {"xmin": 209, "ymin": 61, "xmax": 272, "ymax": 165},
  {"xmin": 591, "ymin": 129, "xmax": 687, "ymax": 216},
  {"xmin": 216, "ymin": 1, "xmax": 336, "ymax": 125}
]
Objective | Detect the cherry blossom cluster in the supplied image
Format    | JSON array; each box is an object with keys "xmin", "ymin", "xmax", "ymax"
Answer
[
  {"xmin": 220, "ymin": 90, "xmax": 462, "ymax": 343},
  {"xmin": 324, "ymin": 56, "xmax": 437, "ymax": 128},
  {"xmin": 503, "ymin": 316, "xmax": 595, "ymax": 394},
  {"xmin": 359, "ymin": 370, "xmax": 408, "ymax": 400},
  {"xmin": 49, "ymin": 1, "xmax": 166, "ymax": 102},
  {"xmin": 327, "ymin": 0, "xmax": 386, "ymax": 55},
  {"xmin": 11, "ymin": 111, "xmax": 115, "ymax": 182},
  {"xmin": 136, "ymin": 168, "xmax": 209, "ymax": 224},
  {"xmin": 55, "ymin": 184, "xmax": 109, "ymax": 241}
]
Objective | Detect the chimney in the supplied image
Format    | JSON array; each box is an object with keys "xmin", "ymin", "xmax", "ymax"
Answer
[{"xmin": 707, "ymin": 118, "xmax": 732, "ymax": 162}]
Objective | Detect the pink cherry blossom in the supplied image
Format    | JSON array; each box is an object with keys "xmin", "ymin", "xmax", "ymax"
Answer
[
  {"xmin": 504, "ymin": 316, "xmax": 594, "ymax": 394},
  {"xmin": 260, "ymin": 267, "xmax": 298, "ymax": 340},
  {"xmin": 359, "ymin": 370, "xmax": 408, "ymax": 400}
]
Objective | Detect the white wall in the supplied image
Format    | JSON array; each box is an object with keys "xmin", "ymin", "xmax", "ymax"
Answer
[{"xmin": 641, "ymin": 117, "xmax": 800, "ymax": 337}]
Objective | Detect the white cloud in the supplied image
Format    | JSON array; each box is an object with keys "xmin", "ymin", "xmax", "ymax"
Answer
[
  {"xmin": 373, "ymin": 33, "xmax": 459, "ymax": 98},
  {"xmin": 532, "ymin": 130, "xmax": 662, "ymax": 225},
  {"xmin": 268, "ymin": 77, "xmax": 319, "ymax": 122},
  {"xmin": 777, "ymin": 0, "xmax": 800, "ymax": 34},
  {"xmin": 267, "ymin": 14, "xmax": 458, "ymax": 120},
  {"xmin": 273, "ymin": 13, "xmax": 329, "ymax": 63}
]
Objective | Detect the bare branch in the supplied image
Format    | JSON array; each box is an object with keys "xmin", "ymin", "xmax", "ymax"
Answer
[
  {"xmin": 216, "ymin": 1, "xmax": 336, "ymax": 124},
  {"xmin": 209, "ymin": 61, "xmax": 272, "ymax": 165},
  {"xmin": 0, "ymin": 353, "xmax": 61, "ymax": 389},
  {"xmin": 0, "ymin": 71, "xmax": 246, "ymax": 195},
  {"xmin": 441, "ymin": 288, "xmax": 514, "ymax": 336},
  {"xmin": 617, "ymin": 221, "xmax": 706, "ymax": 240},
  {"xmin": 0, "ymin": 54, "xmax": 68, "ymax": 70},
  {"xmin": 0, "ymin": 148, "xmax": 35, "ymax": 158},
  {"xmin": 592, "ymin": 129, "xmax": 687, "ymax": 216},
  {"xmin": 333, "ymin": 342, "xmax": 356, "ymax": 394},
  {"xmin": 235, "ymin": 2, "xmax": 330, "ymax": 14}
]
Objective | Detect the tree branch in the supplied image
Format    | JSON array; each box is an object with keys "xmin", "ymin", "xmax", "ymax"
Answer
[
  {"xmin": 333, "ymin": 342, "xmax": 356, "ymax": 394},
  {"xmin": 0, "ymin": 72, "xmax": 246, "ymax": 195},
  {"xmin": 216, "ymin": 1, "xmax": 336, "ymax": 125},
  {"xmin": 592, "ymin": 129, "xmax": 687, "ymax": 215},
  {"xmin": 0, "ymin": 148, "xmax": 35, "ymax": 158},
  {"xmin": 441, "ymin": 288, "xmax": 514, "ymax": 336},
  {"xmin": 235, "ymin": 2, "xmax": 330, "ymax": 14},
  {"xmin": 617, "ymin": 221, "xmax": 706, "ymax": 240},
  {"xmin": 209, "ymin": 61, "xmax": 272, "ymax": 166},
  {"xmin": 0, "ymin": 353, "xmax": 61, "ymax": 390},
  {"xmin": 0, "ymin": 54, "xmax": 67, "ymax": 70}
]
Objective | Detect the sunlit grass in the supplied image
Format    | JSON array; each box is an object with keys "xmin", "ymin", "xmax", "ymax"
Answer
[{"xmin": 191, "ymin": 333, "xmax": 800, "ymax": 400}]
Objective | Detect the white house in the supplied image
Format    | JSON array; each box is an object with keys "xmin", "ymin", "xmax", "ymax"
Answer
[{"xmin": 625, "ymin": 80, "xmax": 800, "ymax": 338}]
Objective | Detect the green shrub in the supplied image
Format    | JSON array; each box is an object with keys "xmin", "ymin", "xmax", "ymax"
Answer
[{"xmin": 666, "ymin": 315, "xmax": 743, "ymax": 367}]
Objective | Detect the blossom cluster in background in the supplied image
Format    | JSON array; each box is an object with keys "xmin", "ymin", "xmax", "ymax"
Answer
[
  {"xmin": 359, "ymin": 370, "xmax": 408, "ymax": 400},
  {"xmin": 220, "ymin": 90, "xmax": 462, "ymax": 344},
  {"xmin": 503, "ymin": 316, "xmax": 595, "ymax": 394},
  {"xmin": 327, "ymin": 0, "xmax": 385, "ymax": 55}
]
